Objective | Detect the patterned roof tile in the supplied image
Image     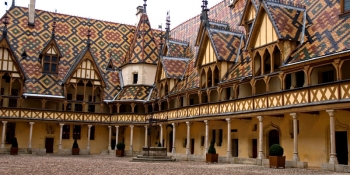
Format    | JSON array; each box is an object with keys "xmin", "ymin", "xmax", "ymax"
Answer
[
  {"xmin": 162, "ymin": 57, "xmax": 190, "ymax": 79},
  {"xmin": 115, "ymin": 86, "xmax": 152, "ymax": 101}
]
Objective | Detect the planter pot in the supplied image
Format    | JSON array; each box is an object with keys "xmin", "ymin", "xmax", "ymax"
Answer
[
  {"xmin": 10, "ymin": 147, "xmax": 18, "ymax": 155},
  {"xmin": 116, "ymin": 150, "xmax": 124, "ymax": 157},
  {"xmin": 206, "ymin": 153, "xmax": 218, "ymax": 163},
  {"xmin": 269, "ymin": 156, "xmax": 285, "ymax": 168},
  {"xmin": 72, "ymin": 148, "xmax": 80, "ymax": 155}
]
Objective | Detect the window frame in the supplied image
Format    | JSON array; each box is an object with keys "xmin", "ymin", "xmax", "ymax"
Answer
[
  {"xmin": 62, "ymin": 125, "xmax": 70, "ymax": 139},
  {"xmin": 73, "ymin": 125, "xmax": 81, "ymax": 140},
  {"xmin": 133, "ymin": 73, "xmax": 138, "ymax": 84},
  {"xmin": 42, "ymin": 50, "xmax": 59, "ymax": 74}
]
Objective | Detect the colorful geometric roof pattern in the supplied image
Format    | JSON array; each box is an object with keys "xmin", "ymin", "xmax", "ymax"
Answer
[
  {"xmin": 208, "ymin": 29, "xmax": 244, "ymax": 62},
  {"xmin": 2, "ymin": 6, "xmax": 162, "ymax": 100},
  {"xmin": 288, "ymin": 0, "xmax": 350, "ymax": 63},
  {"xmin": 123, "ymin": 14, "xmax": 159, "ymax": 66},
  {"xmin": 222, "ymin": 51, "xmax": 252, "ymax": 82},
  {"xmin": 264, "ymin": 1, "xmax": 306, "ymax": 41},
  {"xmin": 166, "ymin": 40, "xmax": 190, "ymax": 58},
  {"xmin": 161, "ymin": 57, "xmax": 190, "ymax": 79},
  {"xmin": 115, "ymin": 85, "xmax": 152, "ymax": 101}
]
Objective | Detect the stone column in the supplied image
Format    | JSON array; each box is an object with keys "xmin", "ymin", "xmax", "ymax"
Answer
[
  {"xmin": 28, "ymin": 122, "xmax": 35, "ymax": 149},
  {"xmin": 108, "ymin": 126, "xmax": 112, "ymax": 150},
  {"xmin": 1, "ymin": 121, "xmax": 7, "ymax": 148},
  {"xmin": 59, "ymin": 123, "xmax": 64, "ymax": 150},
  {"xmin": 327, "ymin": 110, "xmax": 338, "ymax": 164},
  {"xmin": 130, "ymin": 125, "xmax": 134, "ymax": 153},
  {"xmin": 172, "ymin": 123, "xmax": 176, "ymax": 153},
  {"xmin": 204, "ymin": 120, "xmax": 209, "ymax": 155},
  {"xmin": 226, "ymin": 118, "xmax": 231, "ymax": 159},
  {"xmin": 257, "ymin": 116, "xmax": 265, "ymax": 159},
  {"xmin": 159, "ymin": 124, "xmax": 163, "ymax": 146},
  {"xmin": 186, "ymin": 122, "xmax": 190, "ymax": 155},
  {"xmin": 290, "ymin": 113, "xmax": 300, "ymax": 161},
  {"xmin": 115, "ymin": 126, "xmax": 119, "ymax": 150},
  {"xmin": 144, "ymin": 125, "xmax": 148, "ymax": 147},
  {"xmin": 87, "ymin": 125, "xmax": 92, "ymax": 150}
]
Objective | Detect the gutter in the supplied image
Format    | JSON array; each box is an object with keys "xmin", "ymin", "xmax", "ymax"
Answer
[{"xmin": 23, "ymin": 93, "xmax": 65, "ymax": 99}]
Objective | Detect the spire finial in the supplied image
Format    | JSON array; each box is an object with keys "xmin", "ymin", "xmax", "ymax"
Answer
[
  {"xmin": 87, "ymin": 18, "xmax": 91, "ymax": 47},
  {"xmin": 165, "ymin": 11, "xmax": 170, "ymax": 40},
  {"xmin": 51, "ymin": 17, "xmax": 56, "ymax": 39},
  {"xmin": 3, "ymin": 2, "xmax": 9, "ymax": 37},
  {"xmin": 201, "ymin": 0, "xmax": 209, "ymax": 27},
  {"xmin": 143, "ymin": 0, "xmax": 147, "ymax": 14},
  {"xmin": 11, "ymin": 0, "xmax": 15, "ymax": 8}
]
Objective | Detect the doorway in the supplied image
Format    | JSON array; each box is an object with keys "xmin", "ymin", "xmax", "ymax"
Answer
[
  {"xmin": 336, "ymin": 131, "xmax": 348, "ymax": 165},
  {"xmin": 268, "ymin": 129, "xmax": 280, "ymax": 157},
  {"xmin": 169, "ymin": 131, "xmax": 173, "ymax": 152},
  {"xmin": 45, "ymin": 138, "xmax": 54, "ymax": 153},
  {"xmin": 252, "ymin": 139, "xmax": 257, "ymax": 158},
  {"xmin": 232, "ymin": 139, "xmax": 238, "ymax": 157},
  {"xmin": 191, "ymin": 139, "xmax": 195, "ymax": 154},
  {"xmin": 111, "ymin": 139, "xmax": 116, "ymax": 150}
]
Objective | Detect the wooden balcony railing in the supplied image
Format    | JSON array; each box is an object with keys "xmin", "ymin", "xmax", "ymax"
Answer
[{"xmin": 0, "ymin": 81, "xmax": 349, "ymax": 124}]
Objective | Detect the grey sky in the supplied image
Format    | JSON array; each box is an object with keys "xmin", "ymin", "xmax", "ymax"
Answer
[{"xmin": 1, "ymin": 0, "xmax": 223, "ymax": 29}]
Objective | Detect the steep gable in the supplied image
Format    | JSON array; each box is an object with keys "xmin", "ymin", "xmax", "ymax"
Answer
[{"xmin": 0, "ymin": 37, "xmax": 24, "ymax": 78}]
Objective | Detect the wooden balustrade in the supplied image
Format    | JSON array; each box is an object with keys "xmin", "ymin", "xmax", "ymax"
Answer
[{"xmin": 0, "ymin": 81, "xmax": 349, "ymax": 123}]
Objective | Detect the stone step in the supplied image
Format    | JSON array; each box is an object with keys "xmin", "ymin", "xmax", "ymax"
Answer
[
  {"xmin": 130, "ymin": 157, "xmax": 176, "ymax": 162},
  {"xmin": 136, "ymin": 155, "xmax": 172, "ymax": 159}
]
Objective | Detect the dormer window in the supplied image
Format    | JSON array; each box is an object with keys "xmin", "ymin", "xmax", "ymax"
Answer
[
  {"xmin": 133, "ymin": 73, "xmax": 138, "ymax": 84},
  {"xmin": 341, "ymin": 0, "xmax": 350, "ymax": 13},
  {"xmin": 41, "ymin": 46, "xmax": 59, "ymax": 74}
]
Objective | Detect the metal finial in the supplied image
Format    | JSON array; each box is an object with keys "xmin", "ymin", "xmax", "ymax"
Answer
[
  {"xmin": 51, "ymin": 17, "xmax": 56, "ymax": 39},
  {"xmin": 201, "ymin": 0, "xmax": 209, "ymax": 27},
  {"xmin": 2, "ymin": 10, "xmax": 9, "ymax": 37},
  {"xmin": 143, "ymin": 0, "xmax": 147, "ymax": 14},
  {"xmin": 87, "ymin": 18, "xmax": 91, "ymax": 47},
  {"xmin": 165, "ymin": 11, "xmax": 171, "ymax": 40}
]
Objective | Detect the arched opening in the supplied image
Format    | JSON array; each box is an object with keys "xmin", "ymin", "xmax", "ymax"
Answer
[
  {"xmin": 161, "ymin": 101, "xmax": 168, "ymax": 111},
  {"xmin": 254, "ymin": 53, "xmax": 261, "ymax": 76},
  {"xmin": 341, "ymin": 60, "xmax": 350, "ymax": 80},
  {"xmin": 164, "ymin": 83, "xmax": 169, "ymax": 96},
  {"xmin": 255, "ymin": 79, "xmax": 266, "ymax": 95},
  {"xmin": 120, "ymin": 104, "xmax": 132, "ymax": 113},
  {"xmin": 222, "ymin": 87, "xmax": 233, "ymax": 101},
  {"xmin": 201, "ymin": 92, "xmax": 208, "ymax": 103},
  {"xmin": 269, "ymin": 76, "xmax": 281, "ymax": 93},
  {"xmin": 207, "ymin": 67, "xmax": 213, "ymax": 87},
  {"xmin": 154, "ymin": 103, "xmax": 159, "ymax": 112},
  {"xmin": 284, "ymin": 71, "xmax": 305, "ymax": 90},
  {"xmin": 201, "ymin": 69, "xmax": 206, "ymax": 88},
  {"xmin": 134, "ymin": 104, "xmax": 145, "ymax": 114},
  {"xmin": 267, "ymin": 129, "xmax": 280, "ymax": 157},
  {"xmin": 169, "ymin": 130, "xmax": 173, "ymax": 152},
  {"xmin": 273, "ymin": 47, "xmax": 281, "ymax": 72},
  {"xmin": 210, "ymin": 90, "xmax": 219, "ymax": 102},
  {"xmin": 238, "ymin": 83, "xmax": 252, "ymax": 98},
  {"xmin": 213, "ymin": 66, "xmax": 219, "ymax": 86},
  {"xmin": 169, "ymin": 98, "xmax": 176, "ymax": 109},
  {"xmin": 189, "ymin": 94, "xmax": 199, "ymax": 105},
  {"xmin": 263, "ymin": 50, "xmax": 271, "ymax": 74},
  {"xmin": 310, "ymin": 64, "xmax": 336, "ymax": 85}
]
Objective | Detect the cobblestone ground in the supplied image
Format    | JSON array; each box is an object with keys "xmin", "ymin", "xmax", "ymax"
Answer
[{"xmin": 0, "ymin": 155, "xmax": 347, "ymax": 175}]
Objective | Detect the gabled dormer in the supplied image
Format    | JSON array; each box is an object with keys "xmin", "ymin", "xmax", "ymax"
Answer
[
  {"xmin": 39, "ymin": 19, "xmax": 62, "ymax": 74},
  {"xmin": 106, "ymin": 59, "xmax": 116, "ymax": 71},
  {"xmin": 239, "ymin": 0, "xmax": 258, "ymax": 37},
  {"xmin": 246, "ymin": 1, "xmax": 307, "ymax": 76}
]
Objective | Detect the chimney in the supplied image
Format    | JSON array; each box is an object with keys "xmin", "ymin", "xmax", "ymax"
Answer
[
  {"xmin": 28, "ymin": 0, "xmax": 36, "ymax": 26},
  {"xmin": 136, "ymin": 6, "xmax": 143, "ymax": 26}
]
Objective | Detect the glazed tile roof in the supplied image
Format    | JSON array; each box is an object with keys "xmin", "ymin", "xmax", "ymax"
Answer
[
  {"xmin": 3, "ymin": 6, "xmax": 162, "ymax": 100},
  {"xmin": 166, "ymin": 40, "xmax": 190, "ymax": 58},
  {"xmin": 161, "ymin": 57, "xmax": 190, "ymax": 79},
  {"xmin": 222, "ymin": 51, "xmax": 252, "ymax": 82},
  {"xmin": 123, "ymin": 14, "xmax": 159, "ymax": 66},
  {"xmin": 114, "ymin": 85, "xmax": 152, "ymax": 101}
]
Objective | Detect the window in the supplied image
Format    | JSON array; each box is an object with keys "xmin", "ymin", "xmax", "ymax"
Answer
[
  {"xmin": 201, "ymin": 136, "xmax": 205, "ymax": 146},
  {"xmin": 133, "ymin": 73, "xmax": 138, "ymax": 84},
  {"xmin": 5, "ymin": 122, "xmax": 15, "ymax": 144},
  {"xmin": 42, "ymin": 48, "xmax": 59, "ymax": 73},
  {"xmin": 342, "ymin": 0, "xmax": 350, "ymax": 13},
  {"xmin": 62, "ymin": 125, "xmax": 70, "ymax": 139},
  {"xmin": 73, "ymin": 125, "xmax": 81, "ymax": 139},
  {"xmin": 90, "ymin": 126, "xmax": 95, "ymax": 140},
  {"xmin": 75, "ymin": 95, "xmax": 84, "ymax": 112},
  {"xmin": 88, "ymin": 96, "xmax": 95, "ymax": 112},
  {"xmin": 211, "ymin": 129, "xmax": 216, "ymax": 144},
  {"xmin": 9, "ymin": 89, "xmax": 18, "ymax": 107}
]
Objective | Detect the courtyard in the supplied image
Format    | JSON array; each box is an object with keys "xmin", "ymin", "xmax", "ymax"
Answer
[{"xmin": 0, "ymin": 155, "xmax": 347, "ymax": 175}]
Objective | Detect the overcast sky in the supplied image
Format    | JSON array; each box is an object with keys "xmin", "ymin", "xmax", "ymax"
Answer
[{"xmin": 0, "ymin": 0, "xmax": 223, "ymax": 29}]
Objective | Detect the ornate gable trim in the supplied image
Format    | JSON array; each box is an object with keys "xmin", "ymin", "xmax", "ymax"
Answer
[
  {"xmin": 61, "ymin": 48, "xmax": 106, "ymax": 87},
  {"xmin": 0, "ymin": 37, "xmax": 25, "ymax": 79}
]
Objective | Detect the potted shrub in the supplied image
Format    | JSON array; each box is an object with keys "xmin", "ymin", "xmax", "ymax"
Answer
[
  {"xmin": 10, "ymin": 137, "xmax": 18, "ymax": 155},
  {"xmin": 269, "ymin": 144, "xmax": 285, "ymax": 168},
  {"xmin": 116, "ymin": 142, "xmax": 125, "ymax": 157},
  {"xmin": 206, "ymin": 141, "xmax": 218, "ymax": 163},
  {"xmin": 72, "ymin": 138, "xmax": 80, "ymax": 155}
]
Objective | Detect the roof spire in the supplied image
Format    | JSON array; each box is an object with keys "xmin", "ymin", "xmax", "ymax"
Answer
[
  {"xmin": 201, "ymin": 0, "xmax": 209, "ymax": 27},
  {"xmin": 165, "ymin": 11, "xmax": 170, "ymax": 41},
  {"xmin": 51, "ymin": 17, "xmax": 56, "ymax": 39},
  {"xmin": 158, "ymin": 24, "xmax": 164, "ymax": 56},
  {"xmin": 87, "ymin": 18, "xmax": 91, "ymax": 48},
  {"xmin": 143, "ymin": 0, "xmax": 147, "ymax": 14},
  {"xmin": 2, "ymin": 1, "xmax": 9, "ymax": 37},
  {"xmin": 11, "ymin": 0, "xmax": 15, "ymax": 8}
]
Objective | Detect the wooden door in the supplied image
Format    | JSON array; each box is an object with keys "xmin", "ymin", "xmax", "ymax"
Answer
[
  {"xmin": 45, "ymin": 138, "xmax": 54, "ymax": 153},
  {"xmin": 232, "ymin": 139, "xmax": 238, "ymax": 157},
  {"xmin": 191, "ymin": 139, "xmax": 195, "ymax": 154},
  {"xmin": 336, "ymin": 131, "xmax": 348, "ymax": 165},
  {"xmin": 252, "ymin": 139, "xmax": 257, "ymax": 158}
]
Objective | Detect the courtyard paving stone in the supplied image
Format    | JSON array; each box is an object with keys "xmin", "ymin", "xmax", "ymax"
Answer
[{"xmin": 0, "ymin": 155, "xmax": 347, "ymax": 175}]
